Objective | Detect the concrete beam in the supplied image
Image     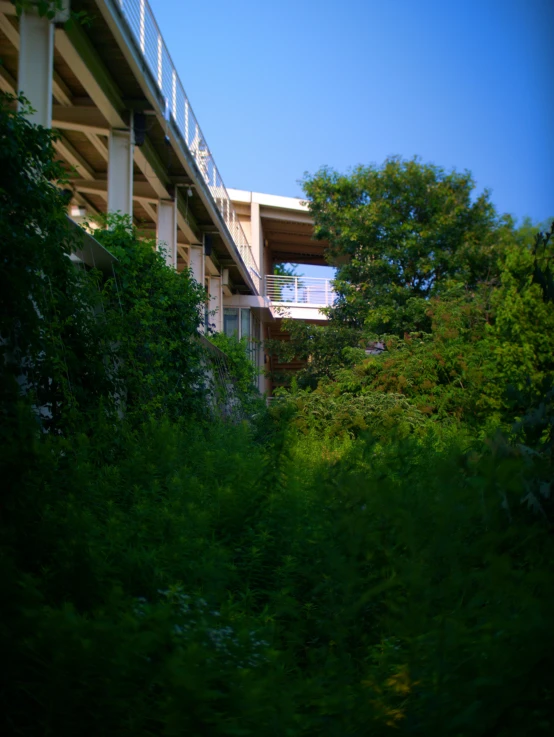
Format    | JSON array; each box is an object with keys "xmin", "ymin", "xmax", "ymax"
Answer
[
  {"xmin": 140, "ymin": 200, "xmax": 158, "ymax": 223},
  {"xmin": 53, "ymin": 72, "xmax": 72, "ymax": 107},
  {"xmin": 0, "ymin": 12, "xmax": 19, "ymax": 48},
  {"xmin": 0, "ymin": 64, "xmax": 15, "ymax": 93},
  {"xmin": 133, "ymin": 134, "xmax": 171, "ymax": 200},
  {"xmin": 52, "ymin": 105, "xmax": 111, "ymax": 135},
  {"xmin": 72, "ymin": 178, "xmax": 160, "ymax": 202},
  {"xmin": 86, "ymin": 132, "xmax": 109, "ymax": 161},
  {"xmin": 54, "ymin": 135, "xmax": 96, "ymax": 180},
  {"xmin": 0, "ymin": 2, "xmax": 16, "ymax": 15},
  {"xmin": 72, "ymin": 189, "xmax": 101, "ymax": 217},
  {"xmin": 55, "ymin": 23, "xmax": 126, "ymax": 128},
  {"xmin": 177, "ymin": 244, "xmax": 189, "ymax": 264},
  {"xmin": 176, "ymin": 188, "xmax": 201, "ymax": 245},
  {"xmin": 54, "ymin": 23, "xmax": 175, "ymax": 207}
]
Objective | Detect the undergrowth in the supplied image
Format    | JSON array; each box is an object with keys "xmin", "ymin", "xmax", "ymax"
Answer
[
  {"xmin": 1, "ymin": 91, "xmax": 553, "ymax": 737},
  {"xmin": 2, "ymin": 411, "xmax": 553, "ymax": 736}
]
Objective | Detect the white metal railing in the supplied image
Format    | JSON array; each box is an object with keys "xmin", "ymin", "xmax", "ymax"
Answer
[
  {"xmin": 115, "ymin": 0, "xmax": 260, "ymax": 291},
  {"xmin": 265, "ymin": 275, "xmax": 335, "ymax": 307}
]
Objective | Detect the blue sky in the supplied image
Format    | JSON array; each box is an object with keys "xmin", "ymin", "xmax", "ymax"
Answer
[{"xmin": 149, "ymin": 0, "xmax": 553, "ymax": 230}]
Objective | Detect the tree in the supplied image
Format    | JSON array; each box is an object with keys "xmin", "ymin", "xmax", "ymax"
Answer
[
  {"xmin": 272, "ymin": 263, "xmax": 302, "ymax": 277},
  {"xmin": 303, "ymin": 157, "xmax": 512, "ymax": 335}
]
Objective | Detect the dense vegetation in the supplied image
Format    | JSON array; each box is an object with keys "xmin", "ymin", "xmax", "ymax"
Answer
[{"xmin": 1, "ymin": 96, "xmax": 553, "ymax": 736}]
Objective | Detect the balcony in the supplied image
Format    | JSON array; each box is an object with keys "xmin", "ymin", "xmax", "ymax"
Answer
[{"xmin": 265, "ymin": 275, "xmax": 335, "ymax": 319}]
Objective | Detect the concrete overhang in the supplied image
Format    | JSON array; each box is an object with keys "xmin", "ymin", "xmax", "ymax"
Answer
[
  {"xmin": 223, "ymin": 294, "xmax": 277, "ymax": 322},
  {"xmin": 93, "ymin": 0, "xmax": 258, "ymax": 295},
  {"xmin": 228, "ymin": 188, "xmax": 309, "ymax": 213}
]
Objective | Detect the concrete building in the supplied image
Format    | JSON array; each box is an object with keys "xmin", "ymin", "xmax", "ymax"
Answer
[{"xmin": 0, "ymin": 0, "xmax": 333, "ymax": 395}]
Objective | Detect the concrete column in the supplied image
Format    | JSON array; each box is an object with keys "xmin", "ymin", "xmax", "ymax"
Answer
[
  {"xmin": 18, "ymin": 12, "xmax": 54, "ymax": 127},
  {"xmin": 157, "ymin": 199, "xmax": 177, "ymax": 268},
  {"xmin": 209, "ymin": 276, "xmax": 223, "ymax": 333},
  {"xmin": 189, "ymin": 245, "xmax": 204, "ymax": 285},
  {"xmin": 108, "ymin": 126, "xmax": 134, "ymax": 216}
]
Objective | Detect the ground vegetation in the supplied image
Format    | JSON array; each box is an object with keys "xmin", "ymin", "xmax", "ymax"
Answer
[{"xmin": 1, "ymin": 96, "xmax": 553, "ymax": 736}]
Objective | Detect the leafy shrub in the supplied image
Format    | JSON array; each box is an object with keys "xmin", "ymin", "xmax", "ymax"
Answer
[
  {"xmin": 209, "ymin": 332, "xmax": 263, "ymax": 414},
  {"xmin": 2, "ymin": 91, "xmax": 554, "ymax": 737}
]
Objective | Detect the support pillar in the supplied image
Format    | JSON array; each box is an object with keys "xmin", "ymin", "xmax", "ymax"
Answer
[
  {"xmin": 209, "ymin": 276, "xmax": 223, "ymax": 333},
  {"xmin": 157, "ymin": 199, "xmax": 177, "ymax": 268},
  {"xmin": 18, "ymin": 12, "xmax": 54, "ymax": 127},
  {"xmin": 189, "ymin": 245, "xmax": 204, "ymax": 285},
  {"xmin": 108, "ymin": 125, "xmax": 134, "ymax": 216}
]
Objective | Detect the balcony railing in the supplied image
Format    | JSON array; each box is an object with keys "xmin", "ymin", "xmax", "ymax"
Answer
[
  {"xmin": 115, "ymin": 0, "xmax": 260, "ymax": 291},
  {"xmin": 265, "ymin": 275, "xmax": 335, "ymax": 307}
]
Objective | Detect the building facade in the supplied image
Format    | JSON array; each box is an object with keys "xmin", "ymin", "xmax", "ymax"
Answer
[{"xmin": 1, "ymin": 0, "xmax": 333, "ymax": 394}]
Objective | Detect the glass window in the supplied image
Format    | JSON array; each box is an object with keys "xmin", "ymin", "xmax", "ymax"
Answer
[
  {"xmin": 223, "ymin": 308, "xmax": 239, "ymax": 337},
  {"xmin": 241, "ymin": 309, "xmax": 251, "ymax": 340}
]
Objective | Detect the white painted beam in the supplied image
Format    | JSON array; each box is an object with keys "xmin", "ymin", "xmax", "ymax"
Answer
[
  {"xmin": 54, "ymin": 135, "xmax": 96, "ymax": 180},
  {"xmin": 177, "ymin": 244, "xmax": 190, "ymax": 265},
  {"xmin": 72, "ymin": 189, "xmax": 101, "ymax": 217},
  {"xmin": 108, "ymin": 126, "xmax": 134, "ymax": 216},
  {"xmin": 86, "ymin": 132, "xmax": 109, "ymax": 161},
  {"xmin": 0, "ymin": 64, "xmax": 15, "ymax": 93},
  {"xmin": 53, "ymin": 72, "xmax": 72, "ymax": 106},
  {"xmin": 176, "ymin": 209, "xmax": 201, "ymax": 246},
  {"xmin": 157, "ymin": 199, "xmax": 177, "ymax": 268},
  {"xmin": 72, "ymin": 179, "xmax": 157, "ymax": 202},
  {"xmin": 0, "ymin": 12, "xmax": 18, "ymax": 48},
  {"xmin": 0, "ymin": 2, "xmax": 16, "ymax": 15},
  {"xmin": 55, "ymin": 27, "xmax": 126, "ymax": 129},
  {"xmin": 140, "ymin": 200, "xmax": 158, "ymax": 222},
  {"xmin": 52, "ymin": 105, "xmax": 111, "ymax": 135}
]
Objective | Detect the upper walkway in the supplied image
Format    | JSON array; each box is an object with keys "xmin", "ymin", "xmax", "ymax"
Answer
[
  {"xmin": 2, "ymin": 0, "xmax": 333, "ymax": 325},
  {"xmin": 0, "ymin": 0, "xmax": 259, "ymax": 294}
]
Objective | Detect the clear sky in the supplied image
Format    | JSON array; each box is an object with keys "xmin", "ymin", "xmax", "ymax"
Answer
[{"xmin": 149, "ymin": 0, "xmax": 553, "ymax": 227}]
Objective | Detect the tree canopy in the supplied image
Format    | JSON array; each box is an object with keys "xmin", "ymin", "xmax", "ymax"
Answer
[{"xmin": 303, "ymin": 157, "xmax": 512, "ymax": 334}]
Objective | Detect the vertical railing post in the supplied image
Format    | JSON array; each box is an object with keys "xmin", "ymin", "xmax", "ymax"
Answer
[
  {"xmin": 139, "ymin": 0, "xmax": 145, "ymax": 53},
  {"xmin": 171, "ymin": 69, "xmax": 176, "ymax": 121},
  {"xmin": 157, "ymin": 33, "xmax": 162, "ymax": 89},
  {"xmin": 184, "ymin": 100, "xmax": 189, "ymax": 144},
  {"xmin": 325, "ymin": 279, "xmax": 329, "ymax": 305},
  {"xmin": 294, "ymin": 277, "xmax": 298, "ymax": 304}
]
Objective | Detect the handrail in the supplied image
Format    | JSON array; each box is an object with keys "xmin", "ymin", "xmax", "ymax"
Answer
[
  {"xmin": 265, "ymin": 275, "xmax": 335, "ymax": 307},
  {"xmin": 115, "ymin": 0, "xmax": 260, "ymax": 291}
]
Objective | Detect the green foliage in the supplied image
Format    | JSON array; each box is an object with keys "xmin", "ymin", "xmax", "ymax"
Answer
[
  {"xmin": 303, "ymin": 157, "xmax": 511, "ymax": 333},
  {"xmin": 2, "ymin": 93, "xmax": 554, "ymax": 737},
  {"xmin": 2, "ymin": 412, "xmax": 553, "ymax": 736},
  {"xmin": 273, "ymin": 262, "xmax": 302, "ymax": 277},
  {"xmin": 93, "ymin": 213, "xmax": 208, "ymax": 422},
  {"xmin": 265, "ymin": 318, "xmax": 361, "ymax": 389},
  {"xmin": 0, "ymin": 92, "xmax": 111, "ymax": 434},
  {"xmin": 209, "ymin": 332, "xmax": 264, "ymax": 413},
  {"xmin": 274, "ymin": 381, "xmax": 427, "ymax": 439}
]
